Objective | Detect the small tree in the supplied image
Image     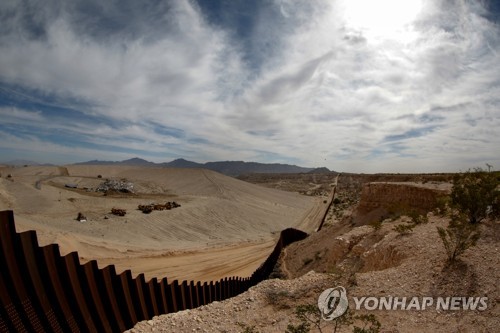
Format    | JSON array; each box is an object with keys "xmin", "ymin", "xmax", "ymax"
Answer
[
  {"xmin": 437, "ymin": 214, "xmax": 480, "ymax": 262},
  {"xmin": 450, "ymin": 169, "xmax": 499, "ymax": 224},
  {"xmin": 287, "ymin": 304, "xmax": 323, "ymax": 333}
]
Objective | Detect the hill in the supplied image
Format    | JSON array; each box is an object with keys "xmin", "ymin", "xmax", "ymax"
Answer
[
  {"xmin": 202, "ymin": 161, "xmax": 314, "ymax": 176},
  {"xmin": 74, "ymin": 157, "xmax": 156, "ymax": 167},
  {"xmin": 75, "ymin": 157, "xmax": 322, "ymax": 176},
  {"xmin": 307, "ymin": 167, "xmax": 331, "ymax": 173},
  {"xmin": 161, "ymin": 158, "xmax": 203, "ymax": 168}
]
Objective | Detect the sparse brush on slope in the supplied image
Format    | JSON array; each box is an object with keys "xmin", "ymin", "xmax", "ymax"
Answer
[
  {"xmin": 437, "ymin": 213, "xmax": 480, "ymax": 262},
  {"xmin": 436, "ymin": 167, "xmax": 498, "ymax": 262},
  {"xmin": 393, "ymin": 223, "xmax": 414, "ymax": 235}
]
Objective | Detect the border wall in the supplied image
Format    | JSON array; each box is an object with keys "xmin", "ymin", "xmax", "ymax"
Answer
[
  {"xmin": 0, "ymin": 210, "xmax": 308, "ymax": 332},
  {"xmin": 316, "ymin": 179, "xmax": 338, "ymax": 232}
]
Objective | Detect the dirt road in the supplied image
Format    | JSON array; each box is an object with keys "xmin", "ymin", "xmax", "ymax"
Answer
[
  {"xmin": 296, "ymin": 174, "xmax": 339, "ymax": 232},
  {"xmin": 91, "ymin": 239, "xmax": 277, "ymax": 282}
]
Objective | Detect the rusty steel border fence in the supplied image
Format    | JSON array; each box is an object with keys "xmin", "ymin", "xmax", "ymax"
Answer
[{"xmin": 0, "ymin": 210, "xmax": 308, "ymax": 332}]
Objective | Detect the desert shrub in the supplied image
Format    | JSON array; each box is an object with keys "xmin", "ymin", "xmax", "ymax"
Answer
[
  {"xmin": 437, "ymin": 214, "xmax": 480, "ymax": 262},
  {"xmin": 286, "ymin": 304, "xmax": 322, "ymax": 333},
  {"xmin": 450, "ymin": 168, "xmax": 499, "ymax": 224},
  {"xmin": 434, "ymin": 167, "xmax": 497, "ymax": 262},
  {"xmin": 333, "ymin": 198, "xmax": 342, "ymax": 205},
  {"xmin": 387, "ymin": 201, "xmax": 432, "ymax": 224},
  {"xmin": 393, "ymin": 223, "xmax": 414, "ymax": 235},
  {"xmin": 433, "ymin": 195, "xmax": 451, "ymax": 216},
  {"xmin": 264, "ymin": 289, "xmax": 291, "ymax": 309},
  {"xmin": 97, "ymin": 174, "xmax": 102, "ymax": 178},
  {"xmin": 407, "ymin": 210, "xmax": 428, "ymax": 224}
]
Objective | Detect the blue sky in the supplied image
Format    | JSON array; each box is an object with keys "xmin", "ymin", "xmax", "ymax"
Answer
[{"xmin": 0, "ymin": 0, "xmax": 499, "ymax": 172}]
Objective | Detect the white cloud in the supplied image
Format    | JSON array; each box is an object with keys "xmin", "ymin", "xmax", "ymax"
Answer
[
  {"xmin": 0, "ymin": 107, "xmax": 44, "ymax": 122},
  {"xmin": 0, "ymin": 0, "xmax": 499, "ymax": 171}
]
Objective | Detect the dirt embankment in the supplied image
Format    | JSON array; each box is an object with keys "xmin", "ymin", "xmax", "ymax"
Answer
[
  {"xmin": 278, "ymin": 182, "xmax": 452, "ymax": 279},
  {"xmin": 350, "ymin": 182, "xmax": 450, "ymax": 226}
]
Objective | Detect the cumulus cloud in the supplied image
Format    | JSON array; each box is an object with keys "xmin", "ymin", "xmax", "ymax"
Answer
[{"xmin": 0, "ymin": 0, "xmax": 499, "ymax": 172}]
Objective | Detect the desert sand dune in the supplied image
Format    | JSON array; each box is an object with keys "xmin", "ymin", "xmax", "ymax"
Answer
[{"xmin": 0, "ymin": 165, "xmax": 321, "ymax": 281}]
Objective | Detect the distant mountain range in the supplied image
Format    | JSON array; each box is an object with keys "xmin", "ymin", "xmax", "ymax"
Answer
[
  {"xmin": 73, "ymin": 157, "xmax": 332, "ymax": 176},
  {"xmin": 74, "ymin": 157, "xmax": 157, "ymax": 167}
]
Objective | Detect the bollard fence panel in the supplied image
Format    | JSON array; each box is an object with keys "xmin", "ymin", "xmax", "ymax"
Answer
[
  {"xmin": 101, "ymin": 265, "xmax": 127, "ymax": 332},
  {"xmin": 0, "ymin": 210, "xmax": 309, "ymax": 332},
  {"xmin": 19, "ymin": 231, "xmax": 65, "ymax": 332}
]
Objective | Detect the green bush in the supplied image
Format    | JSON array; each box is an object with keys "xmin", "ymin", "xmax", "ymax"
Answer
[
  {"xmin": 433, "ymin": 195, "xmax": 451, "ymax": 216},
  {"xmin": 450, "ymin": 169, "xmax": 499, "ymax": 224},
  {"xmin": 408, "ymin": 210, "xmax": 428, "ymax": 224},
  {"xmin": 286, "ymin": 304, "xmax": 337, "ymax": 333},
  {"xmin": 434, "ymin": 167, "xmax": 498, "ymax": 262},
  {"xmin": 393, "ymin": 223, "xmax": 414, "ymax": 235}
]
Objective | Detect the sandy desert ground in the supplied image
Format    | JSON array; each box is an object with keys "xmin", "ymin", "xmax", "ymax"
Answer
[
  {"xmin": 128, "ymin": 175, "xmax": 499, "ymax": 332},
  {"xmin": 0, "ymin": 165, "xmax": 325, "ymax": 281}
]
